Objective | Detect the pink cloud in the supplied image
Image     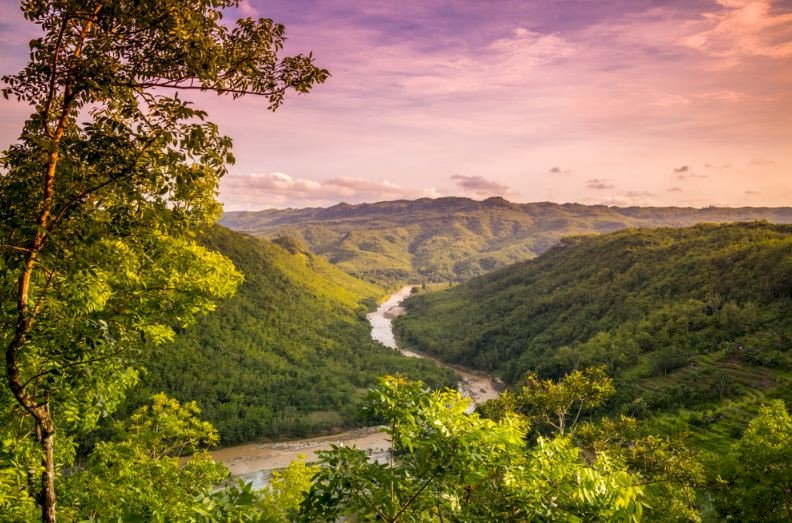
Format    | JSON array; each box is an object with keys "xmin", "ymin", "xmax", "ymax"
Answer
[
  {"xmin": 219, "ymin": 172, "xmax": 441, "ymax": 210},
  {"xmin": 237, "ymin": 1, "xmax": 258, "ymax": 16},
  {"xmin": 450, "ymin": 175, "xmax": 513, "ymax": 197},
  {"xmin": 600, "ymin": 191, "xmax": 658, "ymax": 206},
  {"xmin": 586, "ymin": 178, "xmax": 614, "ymax": 190},
  {"xmin": 341, "ymin": 25, "xmax": 576, "ymax": 98},
  {"xmin": 681, "ymin": 1, "xmax": 792, "ymax": 62},
  {"xmin": 2, "ymin": 1, "xmax": 790, "ymax": 211}
]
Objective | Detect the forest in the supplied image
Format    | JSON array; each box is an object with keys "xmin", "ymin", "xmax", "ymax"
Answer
[
  {"xmin": 396, "ymin": 223, "xmax": 792, "ymax": 450},
  {"xmin": 122, "ymin": 226, "xmax": 455, "ymax": 444}
]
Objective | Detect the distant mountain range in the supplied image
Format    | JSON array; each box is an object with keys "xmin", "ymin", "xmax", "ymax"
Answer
[{"xmin": 221, "ymin": 197, "xmax": 792, "ymax": 286}]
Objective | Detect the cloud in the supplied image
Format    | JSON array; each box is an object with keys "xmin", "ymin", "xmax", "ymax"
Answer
[
  {"xmin": 586, "ymin": 178, "xmax": 615, "ymax": 190},
  {"xmin": 697, "ymin": 90, "xmax": 749, "ymax": 102},
  {"xmin": 744, "ymin": 189, "xmax": 760, "ymax": 195},
  {"xmin": 680, "ymin": 1, "xmax": 792, "ymax": 63},
  {"xmin": 236, "ymin": 1, "xmax": 258, "ymax": 16},
  {"xmin": 488, "ymin": 27, "xmax": 577, "ymax": 77},
  {"xmin": 600, "ymin": 190, "xmax": 657, "ymax": 206},
  {"xmin": 674, "ymin": 166, "xmax": 708, "ymax": 179},
  {"xmin": 549, "ymin": 166, "xmax": 570, "ymax": 174},
  {"xmin": 751, "ymin": 158, "xmax": 775, "ymax": 166},
  {"xmin": 668, "ymin": 186, "xmax": 684, "ymax": 192},
  {"xmin": 377, "ymin": 25, "xmax": 577, "ymax": 98},
  {"xmin": 705, "ymin": 163, "xmax": 732, "ymax": 169},
  {"xmin": 677, "ymin": 173, "xmax": 708, "ymax": 180},
  {"xmin": 450, "ymin": 175, "xmax": 513, "ymax": 197},
  {"xmin": 220, "ymin": 172, "xmax": 441, "ymax": 210}
]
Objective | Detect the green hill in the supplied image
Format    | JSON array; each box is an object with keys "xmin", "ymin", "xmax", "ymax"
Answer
[
  {"xmin": 125, "ymin": 226, "xmax": 455, "ymax": 445},
  {"xmin": 395, "ymin": 222, "xmax": 792, "ymax": 450},
  {"xmin": 220, "ymin": 198, "xmax": 792, "ymax": 286}
]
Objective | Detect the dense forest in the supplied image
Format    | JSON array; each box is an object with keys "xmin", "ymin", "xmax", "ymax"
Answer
[
  {"xmin": 221, "ymin": 198, "xmax": 792, "ymax": 286},
  {"xmin": 123, "ymin": 226, "xmax": 455, "ymax": 444},
  {"xmin": 396, "ymin": 222, "xmax": 792, "ymax": 449}
]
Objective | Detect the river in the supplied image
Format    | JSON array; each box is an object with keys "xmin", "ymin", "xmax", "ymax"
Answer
[{"xmin": 211, "ymin": 286, "xmax": 500, "ymax": 489}]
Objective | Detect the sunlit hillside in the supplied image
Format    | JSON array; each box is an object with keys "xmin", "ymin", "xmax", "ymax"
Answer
[{"xmin": 222, "ymin": 198, "xmax": 792, "ymax": 286}]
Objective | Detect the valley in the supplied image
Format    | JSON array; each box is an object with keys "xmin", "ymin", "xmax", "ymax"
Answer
[
  {"xmin": 70, "ymin": 215, "xmax": 792, "ymax": 521},
  {"xmin": 121, "ymin": 227, "xmax": 456, "ymax": 445},
  {"xmin": 214, "ymin": 285, "xmax": 499, "ymax": 488}
]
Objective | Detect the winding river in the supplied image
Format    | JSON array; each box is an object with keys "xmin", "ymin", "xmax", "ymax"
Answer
[{"xmin": 211, "ymin": 286, "xmax": 499, "ymax": 489}]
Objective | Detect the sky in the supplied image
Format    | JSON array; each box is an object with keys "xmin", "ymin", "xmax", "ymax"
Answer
[{"xmin": 1, "ymin": 0, "xmax": 791, "ymax": 210}]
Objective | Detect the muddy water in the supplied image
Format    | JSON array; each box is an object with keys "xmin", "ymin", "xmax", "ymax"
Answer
[{"xmin": 212, "ymin": 286, "xmax": 500, "ymax": 489}]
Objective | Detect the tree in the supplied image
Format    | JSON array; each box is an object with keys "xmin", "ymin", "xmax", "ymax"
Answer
[
  {"xmin": 0, "ymin": 1, "xmax": 328, "ymax": 520},
  {"xmin": 487, "ymin": 365, "xmax": 615, "ymax": 435},
  {"xmin": 59, "ymin": 394, "xmax": 228, "ymax": 521},
  {"xmin": 299, "ymin": 376, "xmax": 645, "ymax": 522},
  {"xmin": 713, "ymin": 400, "xmax": 792, "ymax": 522},
  {"xmin": 578, "ymin": 415, "xmax": 705, "ymax": 522}
]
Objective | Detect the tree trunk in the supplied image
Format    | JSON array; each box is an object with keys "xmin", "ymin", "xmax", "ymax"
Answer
[{"xmin": 40, "ymin": 426, "xmax": 57, "ymax": 523}]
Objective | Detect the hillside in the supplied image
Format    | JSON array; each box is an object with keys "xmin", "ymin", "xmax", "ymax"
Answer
[
  {"xmin": 395, "ymin": 222, "xmax": 792, "ymax": 450},
  {"xmin": 124, "ymin": 226, "xmax": 455, "ymax": 445},
  {"xmin": 221, "ymin": 197, "xmax": 792, "ymax": 286}
]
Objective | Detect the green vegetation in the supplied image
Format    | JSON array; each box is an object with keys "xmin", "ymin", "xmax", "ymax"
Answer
[
  {"xmin": 2, "ymin": 0, "xmax": 790, "ymax": 520},
  {"xmin": 711, "ymin": 400, "xmax": 792, "ymax": 521},
  {"xmin": 123, "ymin": 226, "xmax": 456, "ymax": 444},
  {"xmin": 0, "ymin": 0, "xmax": 327, "ymax": 519},
  {"xmin": 396, "ymin": 222, "xmax": 792, "ymax": 451},
  {"xmin": 222, "ymin": 198, "xmax": 792, "ymax": 286},
  {"xmin": 300, "ymin": 375, "xmax": 646, "ymax": 522}
]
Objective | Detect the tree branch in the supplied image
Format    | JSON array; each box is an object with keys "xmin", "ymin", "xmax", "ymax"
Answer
[
  {"xmin": 19, "ymin": 345, "xmax": 127, "ymax": 393},
  {"xmin": 43, "ymin": 15, "xmax": 70, "ymax": 138},
  {"xmin": 123, "ymin": 80, "xmax": 285, "ymax": 98}
]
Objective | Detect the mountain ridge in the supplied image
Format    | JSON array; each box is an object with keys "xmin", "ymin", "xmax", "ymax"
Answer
[{"xmin": 220, "ymin": 197, "xmax": 792, "ymax": 286}]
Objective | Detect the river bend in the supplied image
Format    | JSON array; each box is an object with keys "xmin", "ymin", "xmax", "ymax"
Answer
[{"xmin": 212, "ymin": 286, "xmax": 499, "ymax": 488}]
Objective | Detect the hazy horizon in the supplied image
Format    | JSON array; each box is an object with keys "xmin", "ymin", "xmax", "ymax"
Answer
[{"xmin": 222, "ymin": 193, "xmax": 792, "ymax": 213}]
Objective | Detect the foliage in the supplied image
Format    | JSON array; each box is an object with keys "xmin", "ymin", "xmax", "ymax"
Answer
[
  {"xmin": 120, "ymin": 226, "xmax": 457, "ymax": 444},
  {"xmin": 59, "ymin": 394, "xmax": 228, "ymax": 521},
  {"xmin": 711, "ymin": 400, "xmax": 792, "ymax": 522},
  {"xmin": 1, "ymin": 0, "xmax": 327, "ymax": 519},
  {"xmin": 516, "ymin": 366, "xmax": 615, "ymax": 435},
  {"xmin": 9, "ymin": 393, "xmax": 321, "ymax": 522},
  {"xmin": 578, "ymin": 416, "xmax": 705, "ymax": 522},
  {"xmin": 299, "ymin": 375, "xmax": 646, "ymax": 522},
  {"xmin": 221, "ymin": 197, "xmax": 792, "ymax": 286},
  {"xmin": 197, "ymin": 456, "xmax": 319, "ymax": 522},
  {"xmin": 479, "ymin": 368, "xmax": 701, "ymax": 521},
  {"xmin": 396, "ymin": 223, "xmax": 792, "ymax": 429}
]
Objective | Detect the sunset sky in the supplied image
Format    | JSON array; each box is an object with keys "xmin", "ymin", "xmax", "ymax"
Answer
[{"xmin": 1, "ymin": 0, "xmax": 791, "ymax": 210}]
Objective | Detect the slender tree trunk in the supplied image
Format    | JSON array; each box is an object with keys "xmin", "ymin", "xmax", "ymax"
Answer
[
  {"xmin": 5, "ymin": 333, "xmax": 58, "ymax": 522},
  {"xmin": 4, "ymin": 10, "xmax": 99, "ymax": 520},
  {"xmin": 40, "ymin": 427, "xmax": 57, "ymax": 523}
]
